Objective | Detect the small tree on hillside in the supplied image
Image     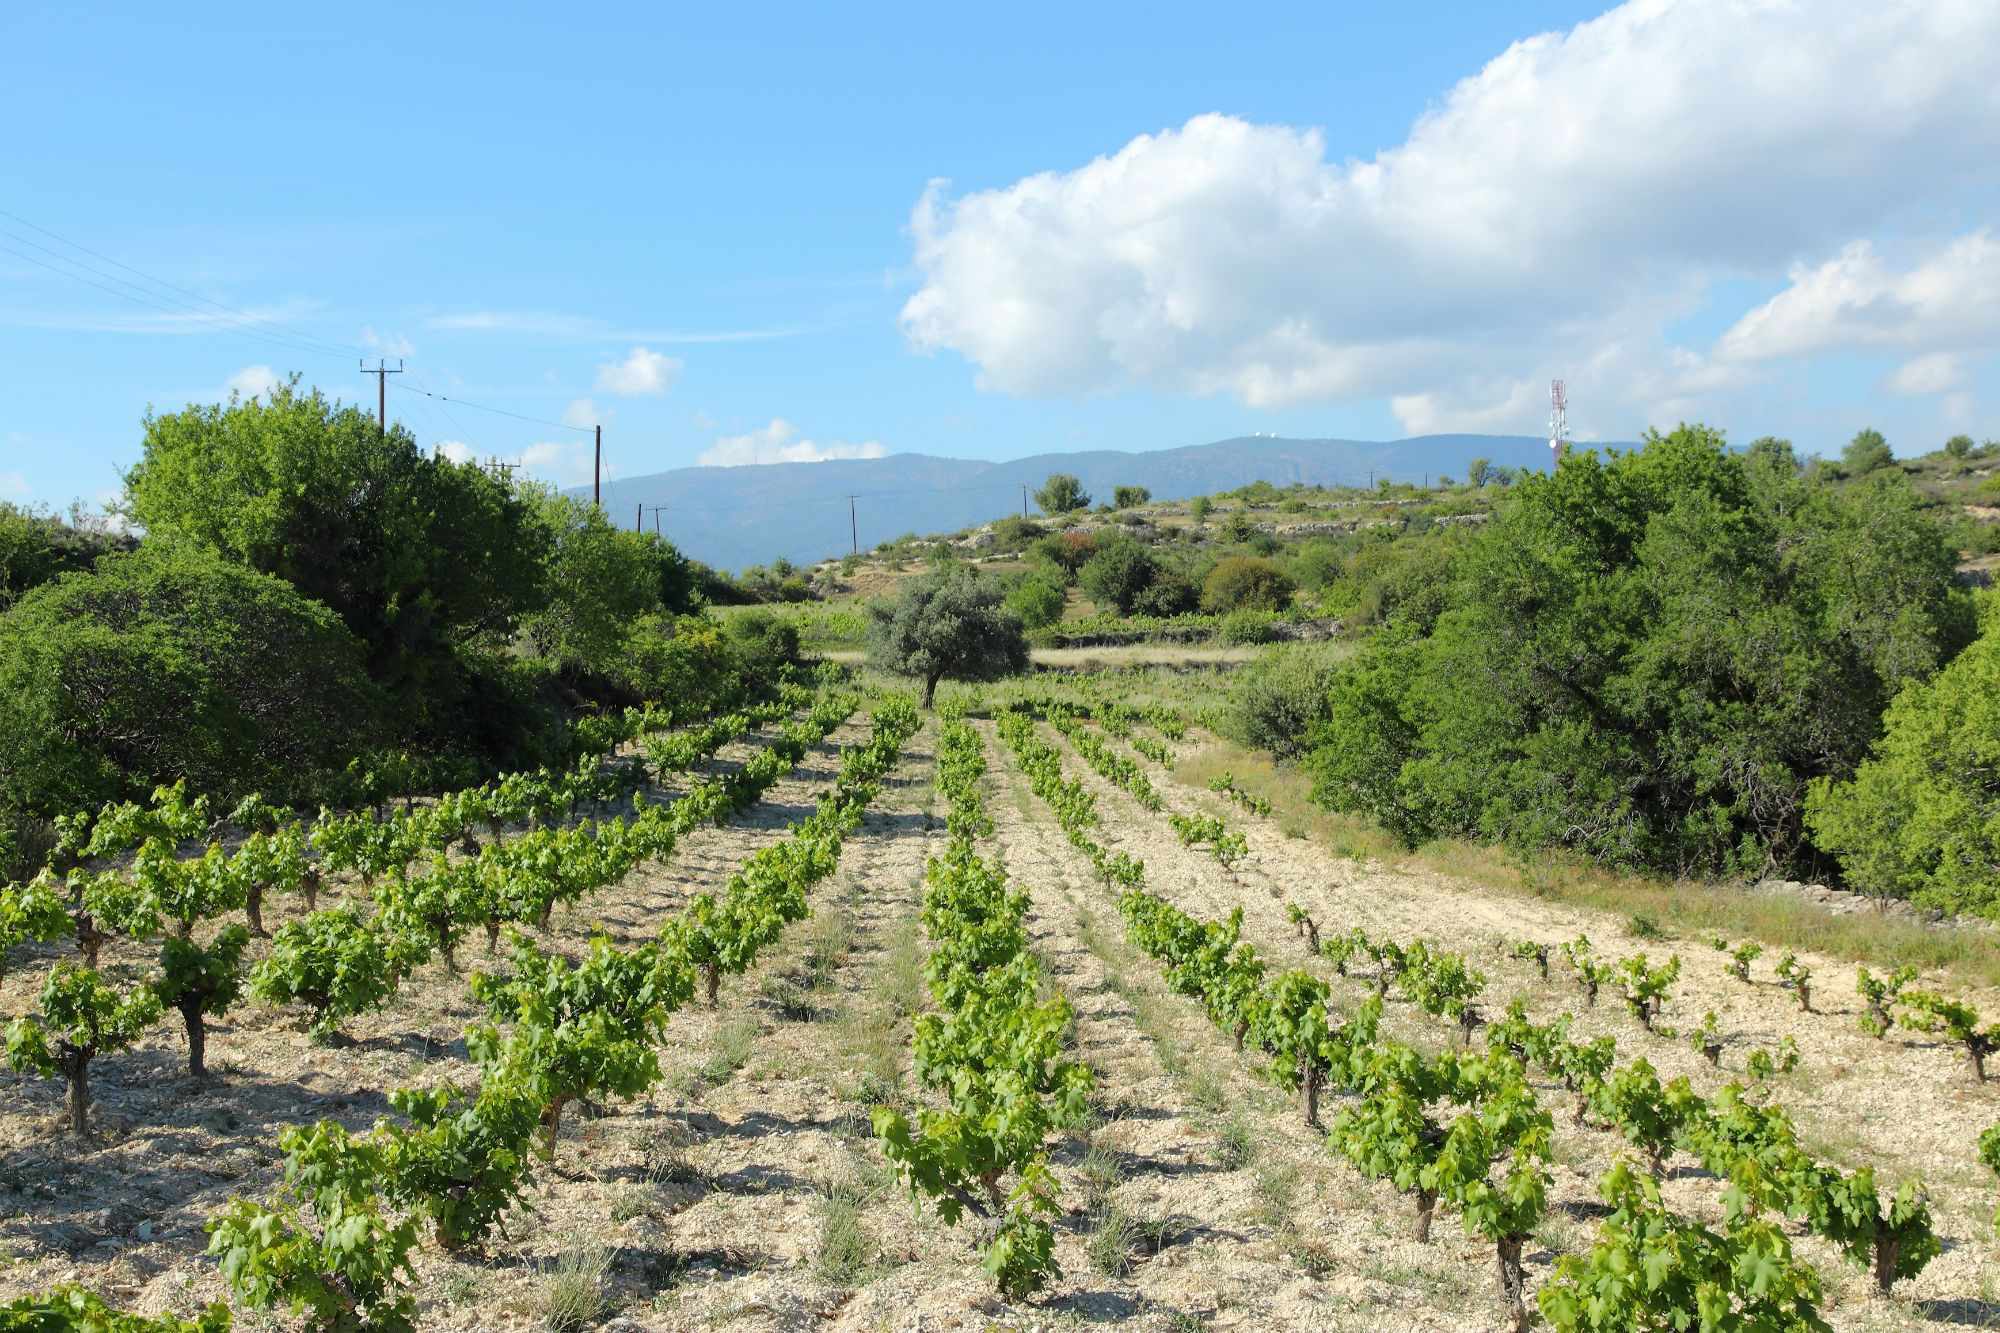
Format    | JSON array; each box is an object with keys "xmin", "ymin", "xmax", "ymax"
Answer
[
  {"xmin": 1467, "ymin": 458, "xmax": 1492, "ymax": 487},
  {"xmin": 1113, "ymin": 485, "xmax": 1151, "ymax": 509},
  {"xmin": 1946, "ymin": 434, "xmax": 1974, "ymax": 459},
  {"xmin": 1079, "ymin": 538, "xmax": 1161, "ymax": 614},
  {"xmin": 1844, "ymin": 428, "xmax": 1894, "ymax": 476},
  {"xmin": 1035, "ymin": 474, "xmax": 1091, "ymax": 515},
  {"xmin": 867, "ymin": 567, "xmax": 1028, "ymax": 707}
]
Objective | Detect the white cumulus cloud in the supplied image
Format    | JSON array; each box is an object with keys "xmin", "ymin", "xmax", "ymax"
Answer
[
  {"xmin": 224, "ymin": 365, "xmax": 282, "ymax": 399},
  {"xmin": 900, "ymin": 0, "xmax": 2000, "ymax": 432},
  {"xmin": 1717, "ymin": 232, "xmax": 2000, "ymax": 364},
  {"xmin": 1886, "ymin": 352, "xmax": 1966, "ymax": 396},
  {"xmin": 561, "ymin": 398, "xmax": 601, "ymax": 429},
  {"xmin": 594, "ymin": 346, "xmax": 682, "ymax": 396},
  {"xmin": 697, "ymin": 419, "xmax": 888, "ymax": 467}
]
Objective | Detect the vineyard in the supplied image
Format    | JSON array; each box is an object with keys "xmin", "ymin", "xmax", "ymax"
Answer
[{"xmin": 3, "ymin": 679, "xmax": 1999, "ymax": 1331}]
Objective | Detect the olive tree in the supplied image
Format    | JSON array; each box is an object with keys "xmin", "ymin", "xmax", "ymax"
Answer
[{"xmin": 867, "ymin": 567, "xmax": 1028, "ymax": 707}]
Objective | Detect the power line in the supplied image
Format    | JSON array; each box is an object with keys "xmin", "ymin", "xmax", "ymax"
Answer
[
  {"xmin": 0, "ymin": 213, "xmax": 363, "ymax": 361},
  {"xmin": 0, "ymin": 236, "xmax": 358, "ymax": 367},
  {"xmin": 390, "ymin": 380, "xmax": 593, "ymax": 434}
]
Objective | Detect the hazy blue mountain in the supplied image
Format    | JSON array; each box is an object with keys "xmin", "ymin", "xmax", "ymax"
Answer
[{"xmin": 580, "ymin": 433, "xmax": 1575, "ymax": 571}]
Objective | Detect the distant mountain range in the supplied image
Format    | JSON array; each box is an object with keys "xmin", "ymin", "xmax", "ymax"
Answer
[{"xmin": 577, "ymin": 434, "xmax": 1582, "ymax": 572}]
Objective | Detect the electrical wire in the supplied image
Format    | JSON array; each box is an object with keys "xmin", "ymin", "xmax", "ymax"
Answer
[
  {"xmin": 0, "ymin": 213, "xmax": 364, "ymax": 361},
  {"xmin": 390, "ymin": 380, "xmax": 593, "ymax": 434}
]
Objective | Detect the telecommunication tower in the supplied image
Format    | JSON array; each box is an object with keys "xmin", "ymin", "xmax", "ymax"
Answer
[{"xmin": 1549, "ymin": 379, "xmax": 1570, "ymax": 469}]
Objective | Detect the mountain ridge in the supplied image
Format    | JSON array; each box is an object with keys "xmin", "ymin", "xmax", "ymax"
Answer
[{"xmin": 577, "ymin": 433, "xmax": 1593, "ymax": 570}]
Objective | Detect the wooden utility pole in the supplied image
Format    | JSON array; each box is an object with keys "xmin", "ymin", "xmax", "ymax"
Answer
[
  {"xmin": 848, "ymin": 495, "xmax": 859, "ymax": 555},
  {"xmin": 594, "ymin": 425, "xmax": 602, "ymax": 507},
  {"xmin": 360, "ymin": 359, "xmax": 403, "ymax": 433},
  {"xmin": 646, "ymin": 505, "xmax": 667, "ymax": 536},
  {"xmin": 635, "ymin": 502, "xmax": 642, "ymax": 533},
  {"xmin": 1021, "ymin": 484, "xmax": 1029, "ymax": 518}
]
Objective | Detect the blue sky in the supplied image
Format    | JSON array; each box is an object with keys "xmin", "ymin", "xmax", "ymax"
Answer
[{"xmin": 4, "ymin": 0, "xmax": 1996, "ymax": 511}]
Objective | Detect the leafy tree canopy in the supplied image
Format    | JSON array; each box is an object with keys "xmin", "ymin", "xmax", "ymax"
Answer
[
  {"xmin": 1806, "ymin": 594, "xmax": 2000, "ymax": 918},
  {"xmin": 125, "ymin": 380, "xmax": 547, "ymax": 693},
  {"xmin": 1306, "ymin": 425, "xmax": 1973, "ymax": 878},
  {"xmin": 1034, "ymin": 474, "xmax": 1090, "ymax": 515},
  {"xmin": 867, "ymin": 567, "xmax": 1028, "ymax": 707},
  {"xmin": 0, "ymin": 503, "xmax": 132, "ymax": 612},
  {"xmin": 1842, "ymin": 427, "xmax": 1894, "ymax": 476},
  {"xmin": 1078, "ymin": 536, "xmax": 1163, "ymax": 614},
  {"xmin": 0, "ymin": 544, "xmax": 381, "ymax": 817}
]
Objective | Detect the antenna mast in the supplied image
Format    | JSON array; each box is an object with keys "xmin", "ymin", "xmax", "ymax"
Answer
[{"xmin": 1549, "ymin": 379, "xmax": 1570, "ymax": 469}]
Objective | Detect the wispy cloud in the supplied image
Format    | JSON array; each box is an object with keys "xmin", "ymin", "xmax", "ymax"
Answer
[
  {"xmin": 423, "ymin": 310, "xmax": 803, "ymax": 343},
  {"xmin": 0, "ymin": 299, "xmax": 327, "ymax": 337}
]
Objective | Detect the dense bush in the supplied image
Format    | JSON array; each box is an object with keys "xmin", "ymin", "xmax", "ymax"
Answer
[
  {"xmin": 126, "ymin": 382, "xmax": 544, "ymax": 698},
  {"xmin": 1321, "ymin": 529, "xmax": 1467, "ymax": 633},
  {"xmin": 1031, "ymin": 530, "xmax": 1097, "ymax": 584},
  {"xmin": 1806, "ymin": 594, "xmax": 2000, "ymax": 917},
  {"xmin": 0, "ymin": 504, "xmax": 132, "ymax": 611},
  {"xmin": 1227, "ymin": 645, "xmax": 1342, "ymax": 761},
  {"xmin": 1004, "ymin": 571, "xmax": 1068, "ymax": 630},
  {"xmin": 0, "ymin": 545, "xmax": 382, "ymax": 817},
  {"xmin": 1078, "ymin": 537, "xmax": 1163, "ymax": 614},
  {"xmin": 1305, "ymin": 427, "xmax": 1972, "ymax": 877},
  {"xmin": 1201, "ymin": 556, "xmax": 1294, "ymax": 613}
]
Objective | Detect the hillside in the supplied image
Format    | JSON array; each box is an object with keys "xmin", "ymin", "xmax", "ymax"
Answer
[{"xmin": 582, "ymin": 433, "xmax": 1570, "ymax": 570}]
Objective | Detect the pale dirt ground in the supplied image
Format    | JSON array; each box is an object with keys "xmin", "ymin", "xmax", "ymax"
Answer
[{"xmin": 3, "ymin": 713, "xmax": 1997, "ymax": 1331}]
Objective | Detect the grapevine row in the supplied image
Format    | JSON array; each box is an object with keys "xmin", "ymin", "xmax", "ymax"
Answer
[
  {"xmin": 2, "ymin": 690, "xmax": 856, "ymax": 1129},
  {"xmin": 871, "ymin": 716, "xmax": 1093, "ymax": 1298},
  {"xmin": 17, "ymin": 695, "xmax": 921, "ymax": 1332},
  {"xmin": 996, "ymin": 707, "xmax": 1842, "ymax": 1331}
]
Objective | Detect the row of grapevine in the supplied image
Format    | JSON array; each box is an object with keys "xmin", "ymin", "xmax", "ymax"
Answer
[
  {"xmin": 996, "ymin": 710, "xmax": 1848, "ymax": 1331},
  {"xmin": 1, "ymin": 692, "xmax": 857, "ymax": 1131},
  {"xmin": 1206, "ymin": 773, "xmax": 1271, "ymax": 816},
  {"xmin": 48, "ymin": 688, "xmax": 804, "ymax": 900},
  {"xmin": 1042, "ymin": 705, "xmax": 1163, "ymax": 811},
  {"xmin": 13, "ymin": 696, "xmax": 921, "ymax": 1333},
  {"xmin": 871, "ymin": 717, "xmax": 1093, "ymax": 1298}
]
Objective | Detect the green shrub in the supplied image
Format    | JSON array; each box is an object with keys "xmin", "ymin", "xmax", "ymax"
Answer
[
  {"xmin": 1227, "ymin": 646, "xmax": 1341, "ymax": 762},
  {"xmin": 1005, "ymin": 572, "xmax": 1067, "ymax": 630},
  {"xmin": 0, "ymin": 544, "xmax": 382, "ymax": 818},
  {"xmin": 0, "ymin": 503, "xmax": 131, "ymax": 612},
  {"xmin": 1213, "ymin": 610, "xmax": 1276, "ymax": 646},
  {"xmin": 1079, "ymin": 537, "xmax": 1162, "ymax": 614},
  {"xmin": 1305, "ymin": 427, "xmax": 1971, "ymax": 875},
  {"xmin": 1806, "ymin": 597, "xmax": 2000, "ymax": 917},
  {"xmin": 1201, "ymin": 556, "xmax": 1294, "ymax": 613}
]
